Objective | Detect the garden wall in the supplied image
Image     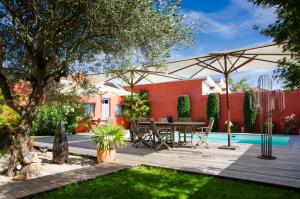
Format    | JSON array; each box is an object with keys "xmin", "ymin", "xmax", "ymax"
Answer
[{"xmin": 133, "ymin": 80, "xmax": 300, "ymax": 134}]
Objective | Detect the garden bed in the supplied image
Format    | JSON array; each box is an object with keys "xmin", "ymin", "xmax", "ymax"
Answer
[{"xmin": 0, "ymin": 149, "xmax": 96, "ymax": 186}]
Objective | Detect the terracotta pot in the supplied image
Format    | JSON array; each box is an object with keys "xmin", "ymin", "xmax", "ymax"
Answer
[{"xmin": 96, "ymin": 149, "xmax": 116, "ymax": 163}]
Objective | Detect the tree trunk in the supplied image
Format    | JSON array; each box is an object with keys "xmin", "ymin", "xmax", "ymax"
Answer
[{"xmin": 6, "ymin": 106, "xmax": 38, "ymax": 177}]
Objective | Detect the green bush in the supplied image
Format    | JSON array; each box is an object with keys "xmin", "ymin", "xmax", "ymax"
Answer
[
  {"xmin": 122, "ymin": 90, "xmax": 150, "ymax": 121},
  {"xmin": 207, "ymin": 93, "xmax": 220, "ymax": 131},
  {"xmin": 177, "ymin": 95, "xmax": 190, "ymax": 118},
  {"xmin": 244, "ymin": 90, "xmax": 257, "ymax": 132},
  {"xmin": 263, "ymin": 122, "xmax": 275, "ymax": 133},
  {"xmin": 32, "ymin": 102, "xmax": 83, "ymax": 136}
]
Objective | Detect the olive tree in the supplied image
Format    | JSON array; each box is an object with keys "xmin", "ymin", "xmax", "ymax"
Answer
[{"xmin": 0, "ymin": 0, "xmax": 195, "ymax": 176}]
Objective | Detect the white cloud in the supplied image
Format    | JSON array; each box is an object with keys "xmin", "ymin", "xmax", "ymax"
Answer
[
  {"xmin": 184, "ymin": 0, "xmax": 276, "ymax": 39},
  {"xmin": 185, "ymin": 10, "xmax": 237, "ymax": 39}
]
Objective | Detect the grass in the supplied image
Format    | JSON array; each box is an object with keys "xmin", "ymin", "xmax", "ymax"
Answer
[
  {"xmin": 30, "ymin": 135, "xmax": 51, "ymax": 139},
  {"xmin": 31, "ymin": 166, "xmax": 300, "ymax": 199}
]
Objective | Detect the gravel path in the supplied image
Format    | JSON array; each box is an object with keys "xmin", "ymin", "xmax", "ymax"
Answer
[{"xmin": 0, "ymin": 149, "xmax": 96, "ymax": 186}]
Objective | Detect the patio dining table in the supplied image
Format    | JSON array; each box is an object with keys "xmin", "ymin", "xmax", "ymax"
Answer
[{"xmin": 139, "ymin": 121, "xmax": 205, "ymax": 148}]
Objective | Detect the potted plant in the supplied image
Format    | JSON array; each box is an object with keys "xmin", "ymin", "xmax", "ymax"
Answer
[{"xmin": 91, "ymin": 124, "xmax": 126, "ymax": 163}]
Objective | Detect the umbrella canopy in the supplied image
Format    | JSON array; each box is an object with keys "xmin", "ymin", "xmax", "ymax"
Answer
[
  {"xmin": 167, "ymin": 43, "xmax": 292, "ymax": 79},
  {"xmin": 60, "ymin": 80, "xmax": 131, "ymax": 97},
  {"xmin": 87, "ymin": 65, "xmax": 184, "ymax": 119},
  {"xmin": 166, "ymin": 43, "xmax": 293, "ymax": 149},
  {"xmin": 88, "ymin": 65, "xmax": 183, "ymax": 86},
  {"xmin": 94, "ymin": 82, "xmax": 132, "ymax": 97}
]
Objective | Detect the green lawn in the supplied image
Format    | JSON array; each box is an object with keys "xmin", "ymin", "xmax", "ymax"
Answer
[
  {"xmin": 32, "ymin": 166, "xmax": 300, "ymax": 199},
  {"xmin": 30, "ymin": 136, "xmax": 51, "ymax": 139}
]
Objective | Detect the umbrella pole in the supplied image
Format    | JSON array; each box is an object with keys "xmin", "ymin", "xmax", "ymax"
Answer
[
  {"xmin": 219, "ymin": 73, "xmax": 235, "ymax": 150},
  {"xmin": 225, "ymin": 74, "xmax": 231, "ymax": 147}
]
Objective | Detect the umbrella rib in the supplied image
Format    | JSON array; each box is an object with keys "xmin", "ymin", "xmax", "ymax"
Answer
[
  {"xmin": 217, "ymin": 58, "xmax": 225, "ymax": 71},
  {"xmin": 229, "ymin": 55, "xmax": 258, "ymax": 73},
  {"xmin": 230, "ymin": 54, "xmax": 280, "ymax": 64},
  {"xmin": 195, "ymin": 56, "xmax": 224, "ymax": 73},
  {"xmin": 189, "ymin": 67, "xmax": 205, "ymax": 79},
  {"xmin": 134, "ymin": 72, "xmax": 150, "ymax": 85},
  {"xmin": 228, "ymin": 50, "xmax": 245, "ymax": 72},
  {"xmin": 168, "ymin": 56, "xmax": 217, "ymax": 74},
  {"xmin": 150, "ymin": 72, "xmax": 183, "ymax": 80}
]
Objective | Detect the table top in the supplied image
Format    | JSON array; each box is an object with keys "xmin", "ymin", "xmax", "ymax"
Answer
[{"xmin": 139, "ymin": 121, "xmax": 205, "ymax": 126}]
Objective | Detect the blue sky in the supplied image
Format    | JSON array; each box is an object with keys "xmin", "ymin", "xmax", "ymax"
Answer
[{"xmin": 171, "ymin": 0, "xmax": 282, "ymax": 88}]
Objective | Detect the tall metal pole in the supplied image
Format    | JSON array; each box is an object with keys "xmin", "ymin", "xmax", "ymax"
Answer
[
  {"xmin": 224, "ymin": 73, "xmax": 231, "ymax": 147},
  {"xmin": 224, "ymin": 55, "xmax": 231, "ymax": 147}
]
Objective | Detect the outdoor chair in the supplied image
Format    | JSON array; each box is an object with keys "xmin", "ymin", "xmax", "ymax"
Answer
[
  {"xmin": 150, "ymin": 120, "xmax": 171, "ymax": 150},
  {"xmin": 178, "ymin": 117, "xmax": 193, "ymax": 142},
  {"xmin": 158, "ymin": 117, "xmax": 172, "ymax": 137},
  {"xmin": 192, "ymin": 117, "xmax": 214, "ymax": 148},
  {"xmin": 130, "ymin": 118, "xmax": 152, "ymax": 148}
]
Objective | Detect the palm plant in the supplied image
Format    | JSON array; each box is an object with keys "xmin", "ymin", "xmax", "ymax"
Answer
[
  {"xmin": 91, "ymin": 124, "xmax": 126, "ymax": 150},
  {"xmin": 122, "ymin": 90, "xmax": 150, "ymax": 120}
]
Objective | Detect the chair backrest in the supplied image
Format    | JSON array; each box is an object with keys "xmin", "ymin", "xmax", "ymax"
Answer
[
  {"xmin": 206, "ymin": 117, "xmax": 214, "ymax": 135},
  {"xmin": 158, "ymin": 118, "xmax": 168, "ymax": 122},
  {"xmin": 179, "ymin": 117, "xmax": 192, "ymax": 122},
  {"xmin": 149, "ymin": 119, "xmax": 159, "ymax": 138},
  {"xmin": 130, "ymin": 118, "xmax": 138, "ymax": 134},
  {"xmin": 136, "ymin": 118, "xmax": 147, "ymax": 124}
]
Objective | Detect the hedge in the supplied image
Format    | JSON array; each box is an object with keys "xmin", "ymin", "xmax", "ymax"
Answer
[
  {"xmin": 207, "ymin": 93, "xmax": 220, "ymax": 131},
  {"xmin": 243, "ymin": 90, "xmax": 257, "ymax": 132},
  {"xmin": 177, "ymin": 95, "xmax": 191, "ymax": 118}
]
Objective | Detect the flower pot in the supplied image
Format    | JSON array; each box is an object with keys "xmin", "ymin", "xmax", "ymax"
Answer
[{"xmin": 96, "ymin": 149, "xmax": 116, "ymax": 163}]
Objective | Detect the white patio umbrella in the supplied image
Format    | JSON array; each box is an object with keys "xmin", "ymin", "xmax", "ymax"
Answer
[
  {"xmin": 60, "ymin": 80, "xmax": 131, "ymax": 119},
  {"xmin": 87, "ymin": 65, "xmax": 184, "ymax": 111},
  {"xmin": 166, "ymin": 43, "xmax": 293, "ymax": 149}
]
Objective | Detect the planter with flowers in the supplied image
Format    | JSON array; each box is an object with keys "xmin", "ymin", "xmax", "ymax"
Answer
[
  {"xmin": 224, "ymin": 120, "xmax": 239, "ymax": 133},
  {"xmin": 91, "ymin": 124, "xmax": 126, "ymax": 163},
  {"xmin": 283, "ymin": 114, "xmax": 299, "ymax": 134}
]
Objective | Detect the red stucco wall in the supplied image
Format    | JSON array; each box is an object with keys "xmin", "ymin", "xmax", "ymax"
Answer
[
  {"xmin": 132, "ymin": 80, "xmax": 300, "ymax": 133},
  {"xmin": 132, "ymin": 79, "xmax": 203, "ymax": 122}
]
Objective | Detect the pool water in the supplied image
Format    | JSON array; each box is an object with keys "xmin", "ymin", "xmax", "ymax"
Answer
[
  {"xmin": 207, "ymin": 133, "xmax": 290, "ymax": 146},
  {"xmin": 174, "ymin": 133, "xmax": 290, "ymax": 146}
]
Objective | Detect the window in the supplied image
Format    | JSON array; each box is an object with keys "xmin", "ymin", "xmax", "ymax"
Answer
[
  {"xmin": 115, "ymin": 105, "xmax": 123, "ymax": 117},
  {"xmin": 84, "ymin": 103, "xmax": 95, "ymax": 117}
]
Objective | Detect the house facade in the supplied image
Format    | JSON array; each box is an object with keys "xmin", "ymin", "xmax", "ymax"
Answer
[{"xmin": 81, "ymin": 77, "xmax": 300, "ymax": 133}]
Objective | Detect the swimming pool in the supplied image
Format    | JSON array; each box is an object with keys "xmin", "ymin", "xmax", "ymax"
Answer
[{"xmin": 206, "ymin": 133, "xmax": 290, "ymax": 146}]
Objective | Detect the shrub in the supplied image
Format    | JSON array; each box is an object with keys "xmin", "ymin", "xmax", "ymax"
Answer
[
  {"xmin": 177, "ymin": 95, "xmax": 190, "ymax": 118},
  {"xmin": 32, "ymin": 102, "xmax": 83, "ymax": 136},
  {"xmin": 207, "ymin": 93, "xmax": 220, "ymax": 131},
  {"xmin": 0, "ymin": 105, "xmax": 20, "ymax": 131},
  {"xmin": 243, "ymin": 90, "xmax": 257, "ymax": 132},
  {"xmin": 91, "ymin": 124, "xmax": 126, "ymax": 150},
  {"xmin": 263, "ymin": 122, "xmax": 275, "ymax": 134},
  {"xmin": 283, "ymin": 114, "xmax": 299, "ymax": 134},
  {"xmin": 122, "ymin": 90, "xmax": 150, "ymax": 121}
]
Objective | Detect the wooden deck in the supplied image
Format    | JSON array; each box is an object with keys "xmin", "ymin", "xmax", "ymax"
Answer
[{"xmin": 34, "ymin": 134, "xmax": 300, "ymax": 189}]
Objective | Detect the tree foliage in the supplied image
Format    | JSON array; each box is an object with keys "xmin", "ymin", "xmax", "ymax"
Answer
[
  {"xmin": 243, "ymin": 90, "xmax": 257, "ymax": 132},
  {"xmin": 206, "ymin": 93, "xmax": 220, "ymax": 131},
  {"xmin": 0, "ymin": 0, "xmax": 195, "ymax": 171},
  {"xmin": 177, "ymin": 95, "xmax": 190, "ymax": 118},
  {"xmin": 228, "ymin": 76, "xmax": 251, "ymax": 93},
  {"xmin": 122, "ymin": 90, "xmax": 151, "ymax": 120},
  {"xmin": 250, "ymin": 0, "xmax": 300, "ymax": 90}
]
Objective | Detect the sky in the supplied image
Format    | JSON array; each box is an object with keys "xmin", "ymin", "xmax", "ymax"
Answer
[{"xmin": 171, "ymin": 0, "xmax": 282, "ymax": 88}]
